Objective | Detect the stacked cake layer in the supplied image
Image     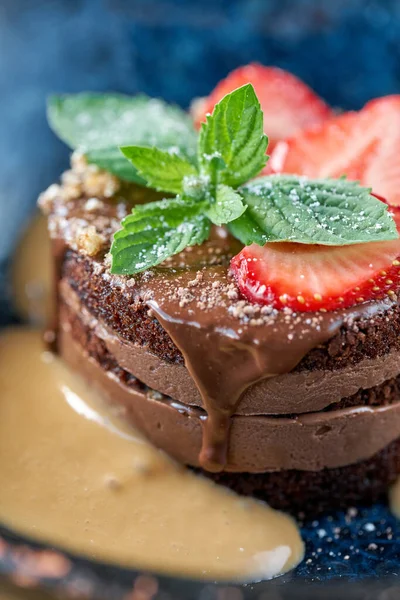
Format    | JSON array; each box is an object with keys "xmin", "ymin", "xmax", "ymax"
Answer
[{"xmin": 40, "ymin": 174, "xmax": 400, "ymax": 511}]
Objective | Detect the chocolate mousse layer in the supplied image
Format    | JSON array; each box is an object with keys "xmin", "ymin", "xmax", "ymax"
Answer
[{"xmin": 60, "ymin": 311, "xmax": 400, "ymax": 473}]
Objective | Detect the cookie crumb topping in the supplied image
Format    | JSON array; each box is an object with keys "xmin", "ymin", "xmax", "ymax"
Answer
[
  {"xmin": 76, "ymin": 225, "xmax": 106, "ymax": 257},
  {"xmin": 38, "ymin": 151, "xmax": 120, "ymax": 216}
]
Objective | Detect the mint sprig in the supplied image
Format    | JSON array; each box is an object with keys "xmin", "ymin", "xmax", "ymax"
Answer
[
  {"xmin": 112, "ymin": 84, "xmax": 265, "ymax": 273},
  {"xmin": 121, "ymin": 84, "xmax": 265, "ymax": 207},
  {"xmin": 46, "ymin": 86, "xmax": 399, "ymax": 275},
  {"xmin": 47, "ymin": 94, "xmax": 197, "ymax": 184}
]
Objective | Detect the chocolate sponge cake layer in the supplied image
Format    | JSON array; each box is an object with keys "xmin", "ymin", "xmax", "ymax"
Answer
[{"xmin": 206, "ymin": 439, "xmax": 400, "ymax": 514}]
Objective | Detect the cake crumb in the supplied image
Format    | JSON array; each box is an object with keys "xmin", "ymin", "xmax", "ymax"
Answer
[
  {"xmin": 77, "ymin": 225, "xmax": 106, "ymax": 256},
  {"xmin": 70, "ymin": 150, "xmax": 88, "ymax": 173},
  {"xmin": 227, "ymin": 287, "xmax": 239, "ymax": 300},
  {"xmin": 176, "ymin": 286, "xmax": 195, "ymax": 307},
  {"xmin": 188, "ymin": 272, "xmax": 204, "ymax": 288},
  {"xmin": 83, "ymin": 169, "xmax": 120, "ymax": 198},
  {"xmin": 84, "ymin": 197, "xmax": 104, "ymax": 212},
  {"xmin": 103, "ymin": 253, "xmax": 112, "ymax": 268},
  {"xmin": 38, "ymin": 183, "xmax": 62, "ymax": 214}
]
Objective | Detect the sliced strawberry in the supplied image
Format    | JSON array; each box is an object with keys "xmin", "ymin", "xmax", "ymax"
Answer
[
  {"xmin": 269, "ymin": 95, "xmax": 400, "ymax": 206},
  {"xmin": 230, "ymin": 240, "xmax": 400, "ymax": 312},
  {"xmin": 192, "ymin": 64, "xmax": 333, "ymax": 148}
]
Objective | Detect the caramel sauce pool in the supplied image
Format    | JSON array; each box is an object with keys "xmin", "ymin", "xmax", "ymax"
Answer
[
  {"xmin": 2, "ymin": 215, "xmax": 304, "ymax": 582},
  {"xmin": 12, "ymin": 214, "xmax": 53, "ymax": 326}
]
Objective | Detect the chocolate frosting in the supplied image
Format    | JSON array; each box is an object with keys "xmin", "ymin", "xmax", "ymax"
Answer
[{"xmin": 60, "ymin": 327, "xmax": 400, "ymax": 473}]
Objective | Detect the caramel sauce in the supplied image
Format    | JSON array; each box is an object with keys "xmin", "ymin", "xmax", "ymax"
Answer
[
  {"xmin": 12, "ymin": 214, "xmax": 53, "ymax": 326},
  {"xmin": 0, "ymin": 329, "xmax": 303, "ymax": 581},
  {"xmin": 4, "ymin": 215, "xmax": 305, "ymax": 581}
]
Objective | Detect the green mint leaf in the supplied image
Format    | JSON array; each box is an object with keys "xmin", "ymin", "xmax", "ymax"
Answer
[
  {"xmin": 228, "ymin": 210, "xmax": 266, "ymax": 246},
  {"xmin": 229, "ymin": 175, "xmax": 398, "ymax": 246},
  {"xmin": 47, "ymin": 94, "xmax": 197, "ymax": 183},
  {"xmin": 205, "ymin": 184, "xmax": 246, "ymax": 226},
  {"xmin": 198, "ymin": 84, "xmax": 268, "ymax": 188},
  {"xmin": 111, "ymin": 198, "xmax": 210, "ymax": 274},
  {"xmin": 120, "ymin": 146, "xmax": 197, "ymax": 194}
]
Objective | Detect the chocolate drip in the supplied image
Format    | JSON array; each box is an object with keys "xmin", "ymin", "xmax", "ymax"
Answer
[{"xmin": 145, "ymin": 264, "xmax": 392, "ymax": 472}]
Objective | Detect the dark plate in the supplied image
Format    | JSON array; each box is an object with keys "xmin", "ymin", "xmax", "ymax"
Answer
[{"xmin": 1, "ymin": 505, "xmax": 400, "ymax": 599}]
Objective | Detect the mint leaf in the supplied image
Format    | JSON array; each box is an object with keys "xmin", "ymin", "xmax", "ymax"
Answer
[
  {"xmin": 229, "ymin": 175, "xmax": 399, "ymax": 246},
  {"xmin": 120, "ymin": 146, "xmax": 197, "ymax": 194},
  {"xmin": 111, "ymin": 198, "xmax": 210, "ymax": 274},
  {"xmin": 228, "ymin": 210, "xmax": 266, "ymax": 246},
  {"xmin": 205, "ymin": 184, "xmax": 246, "ymax": 226},
  {"xmin": 198, "ymin": 84, "xmax": 268, "ymax": 188},
  {"xmin": 47, "ymin": 94, "xmax": 197, "ymax": 183}
]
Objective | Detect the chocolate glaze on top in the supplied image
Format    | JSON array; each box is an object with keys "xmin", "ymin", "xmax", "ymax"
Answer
[{"xmin": 44, "ymin": 189, "xmax": 396, "ymax": 473}]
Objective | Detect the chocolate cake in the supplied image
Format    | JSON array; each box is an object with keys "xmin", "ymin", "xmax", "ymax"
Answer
[{"xmin": 38, "ymin": 150, "xmax": 400, "ymax": 513}]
